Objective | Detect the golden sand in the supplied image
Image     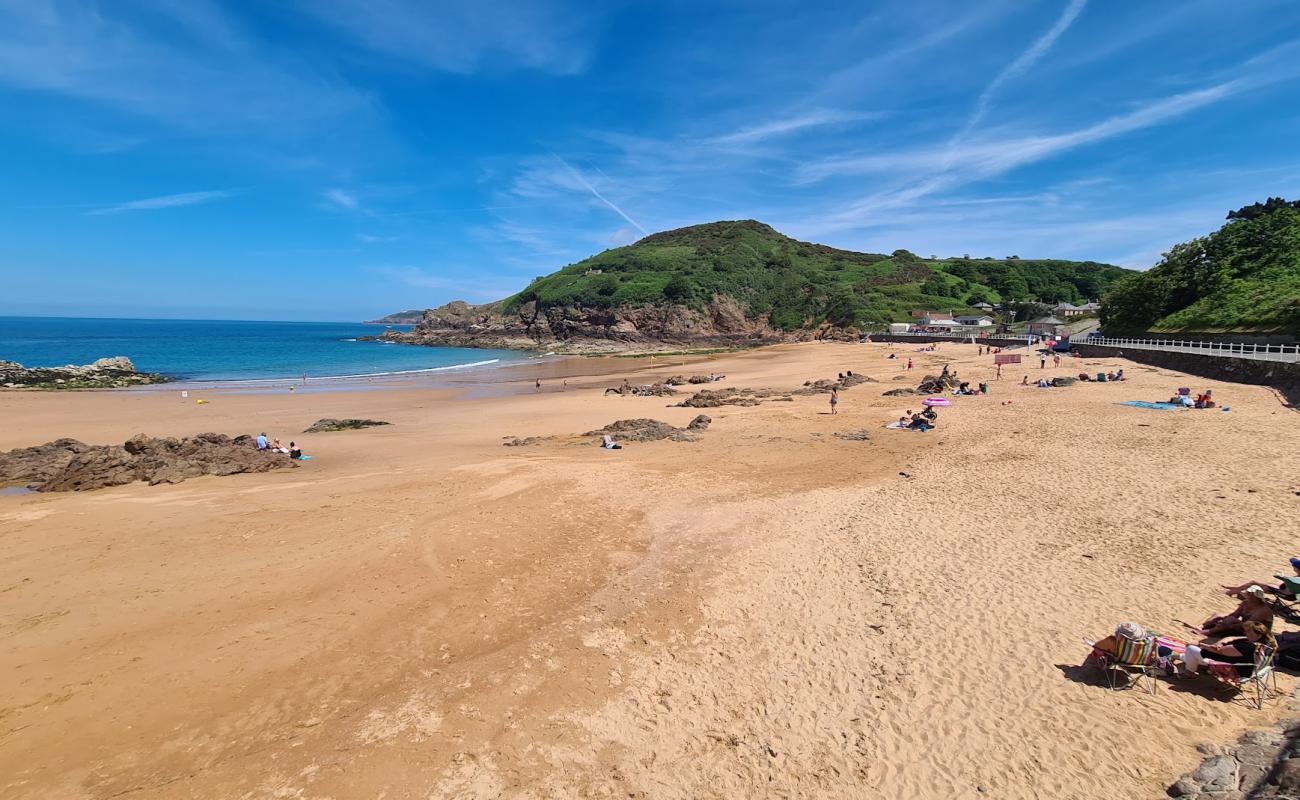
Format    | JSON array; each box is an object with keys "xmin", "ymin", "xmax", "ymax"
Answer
[{"xmin": 2, "ymin": 342, "xmax": 1298, "ymax": 799}]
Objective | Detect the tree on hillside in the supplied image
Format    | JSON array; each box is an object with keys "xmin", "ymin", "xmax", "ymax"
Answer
[{"xmin": 1227, "ymin": 197, "xmax": 1300, "ymax": 221}]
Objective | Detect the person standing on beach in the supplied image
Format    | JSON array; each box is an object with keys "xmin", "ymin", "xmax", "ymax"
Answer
[
  {"xmin": 1039, "ymin": 353, "xmax": 1047, "ymax": 369},
  {"xmin": 907, "ymin": 358, "xmax": 913, "ymax": 370},
  {"xmin": 1053, "ymin": 354, "xmax": 1061, "ymax": 368},
  {"xmin": 829, "ymin": 388, "xmax": 839, "ymax": 415},
  {"xmin": 535, "ymin": 378, "xmax": 541, "ymax": 392},
  {"xmin": 996, "ymin": 363, "xmax": 1002, "ymax": 380}
]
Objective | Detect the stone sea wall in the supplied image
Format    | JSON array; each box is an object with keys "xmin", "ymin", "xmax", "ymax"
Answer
[{"xmin": 1070, "ymin": 345, "xmax": 1300, "ymax": 405}]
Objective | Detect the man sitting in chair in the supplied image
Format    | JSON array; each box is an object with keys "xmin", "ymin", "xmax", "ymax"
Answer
[{"xmin": 1197, "ymin": 585, "xmax": 1274, "ymax": 637}]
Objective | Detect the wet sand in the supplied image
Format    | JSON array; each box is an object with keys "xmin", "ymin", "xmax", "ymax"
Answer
[{"xmin": 2, "ymin": 341, "xmax": 1298, "ymax": 799}]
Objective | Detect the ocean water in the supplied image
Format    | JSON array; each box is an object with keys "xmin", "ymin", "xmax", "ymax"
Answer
[{"xmin": 0, "ymin": 317, "xmax": 531, "ymax": 382}]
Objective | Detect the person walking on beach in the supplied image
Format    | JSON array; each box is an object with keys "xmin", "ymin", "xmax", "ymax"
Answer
[
  {"xmin": 1039, "ymin": 353, "xmax": 1047, "ymax": 369},
  {"xmin": 906, "ymin": 358, "xmax": 913, "ymax": 370},
  {"xmin": 829, "ymin": 387, "xmax": 839, "ymax": 415},
  {"xmin": 535, "ymin": 378, "xmax": 541, "ymax": 392},
  {"xmin": 996, "ymin": 363, "xmax": 1002, "ymax": 380}
]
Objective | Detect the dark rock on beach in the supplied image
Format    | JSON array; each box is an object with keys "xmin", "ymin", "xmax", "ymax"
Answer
[
  {"xmin": 585, "ymin": 418, "xmax": 699, "ymax": 443},
  {"xmin": 0, "ymin": 433, "xmax": 295, "ymax": 492},
  {"xmin": 304, "ymin": 418, "xmax": 391, "ymax": 433},
  {"xmin": 687, "ymin": 414, "xmax": 712, "ymax": 431},
  {"xmin": 916, "ymin": 373, "xmax": 959, "ymax": 394},
  {"xmin": 0, "ymin": 356, "xmax": 168, "ymax": 389},
  {"xmin": 882, "ymin": 387, "xmax": 921, "ymax": 396}
]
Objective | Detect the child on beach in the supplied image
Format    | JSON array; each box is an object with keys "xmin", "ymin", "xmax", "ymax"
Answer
[{"xmin": 829, "ymin": 388, "xmax": 838, "ymax": 414}]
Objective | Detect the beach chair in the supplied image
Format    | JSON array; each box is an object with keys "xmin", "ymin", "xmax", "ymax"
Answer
[
  {"xmin": 1205, "ymin": 645, "xmax": 1278, "ymax": 710},
  {"xmin": 1088, "ymin": 634, "xmax": 1158, "ymax": 693}
]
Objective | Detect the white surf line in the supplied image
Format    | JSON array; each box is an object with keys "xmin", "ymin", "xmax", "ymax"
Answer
[{"xmin": 173, "ymin": 359, "xmax": 504, "ymax": 386}]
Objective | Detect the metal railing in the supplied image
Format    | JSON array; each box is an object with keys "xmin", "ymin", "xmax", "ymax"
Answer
[
  {"xmin": 1074, "ymin": 336, "xmax": 1300, "ymax": 364},
  {"xmin": 865, "ymin": 331, "xmax": 1031, "ymax": 342}
]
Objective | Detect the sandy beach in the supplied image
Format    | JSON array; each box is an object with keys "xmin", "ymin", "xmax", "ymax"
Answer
[{"xmin": 3, "ymin": 341, "xmax": 1299, "ymax": 799}]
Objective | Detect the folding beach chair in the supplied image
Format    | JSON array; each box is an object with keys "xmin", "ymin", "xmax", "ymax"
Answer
[
  {"xmin": 1205, "ymin": 645, "xmax": 1278, "ymax": 710},
  {"xmin": 1088, "ymin": 633, "xmax": 1158, "ymax": 693}
]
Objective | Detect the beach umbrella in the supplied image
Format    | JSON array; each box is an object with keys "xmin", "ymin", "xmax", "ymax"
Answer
[{"xmin": 922, "ymin": 397, "xmax": 951, "ymax": 407}]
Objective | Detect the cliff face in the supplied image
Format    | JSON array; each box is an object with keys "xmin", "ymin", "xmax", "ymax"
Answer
[{"xmin": 384, "ymin": 296, "xmax": 813, "ymax": 353}]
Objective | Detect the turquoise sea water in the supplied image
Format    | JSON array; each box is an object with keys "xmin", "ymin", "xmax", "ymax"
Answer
[{"xmin": 0, "ymin": 317, "xmax": 531, "ymax": 382}]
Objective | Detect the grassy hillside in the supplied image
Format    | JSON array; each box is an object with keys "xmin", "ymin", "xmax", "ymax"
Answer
[
  {"xmin": 1102, "ymin": 198, "xmax": 1300, "ymax": 335},
  {"xmin": 505, "ymin": 220, "xmax": 1127, "ymax": 331}
]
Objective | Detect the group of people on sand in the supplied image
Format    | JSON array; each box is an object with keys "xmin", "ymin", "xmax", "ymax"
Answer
[
  {"xmin": 255, "ymin": 432, "xmax": 304, "ymax": 460},
  {"xmin": 1077, "ymin": 369, "xmax": 1125, "ymax": 382},
  {"xmin": 896, "ymin": 406, "xmax": 939, "ymax": 431},
  {"xmin": 1166, "ymin": 388, "xmax": 1218, "ymax": 408},
  {"xmin": 1087, "ymin": 557, "xmax": 1300, "ymax": 681}
]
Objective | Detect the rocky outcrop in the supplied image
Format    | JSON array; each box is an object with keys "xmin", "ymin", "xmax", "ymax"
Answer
[
  {"xmin": 916, "ymin": 373, "xmax": 960, "ymax": 394},
  {"xmin": 1170, "ymin": 724, "xmax": 1300, "ymax": 798},
  {"xmin": 0, "ymin": 433, "xmax": 295, "ymax": 492},
  {"xmin": 304, "ymin": 418, "xmax": 391, "ymax": 433},
  {"xmin": 0, "ymin": 357, "xmax": 168, "ymax": 389},
  {"xmin": 882, "ymin": 387, "xmax": 922, "ymax": 396},
  {"xmin": 674, "ymin": 387, "xmax": 793, "ymax": 408},
  {"xmin": 382, "ymin": 296, "xmax": 803, "ymax": 354},
  {"xmin": 585, "ymin": 419, "xmax": 700, "ymax": 443},
  {"xmin": 686, "ymin": 414, "xmax": 712, "ymax": 431}
]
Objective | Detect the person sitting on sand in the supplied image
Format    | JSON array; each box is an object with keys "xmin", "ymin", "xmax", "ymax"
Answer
[
  {"xmin": 921, "ymin": 406, "xmax": 938, "ymax": 422},
  {"xmin": 1181, "ymin": 621, "xmax": 1273, "ymax": 676},
  {"xmin": 601, "ymin": 434, "xmax": 622, "ymax": 450},
  {"xmin": 1115, "ymin": 369, "xmax": 1125, "ymax": 381},
  {"xmin": 1195, "ymin": 390, "xmax": 1215, "ymax": 409},
  {"xmin": 269, "ymin": 437, "xmax": 289, "ymax": 454},
  {"xmin": 1197, "ymin": 585, "xmax": 1274, "ymax": 637},
  {"xmin": 1021, "ymin": 375, "xmax": 1029, "ymax": 385},
  {"xmin": 1222, "ymin": 557, "xmax": 1300, "ymax": 600},
  {"xmin": 256, "ymin": 432, "xmax": 269, "ymax": 450},
  {"xmin": 908, "ymin": 413, "xmax": 930, "ymax": 431},
  {"xmin": 289, "ymin": 441, "xmax": 302, "ymax": 460}
]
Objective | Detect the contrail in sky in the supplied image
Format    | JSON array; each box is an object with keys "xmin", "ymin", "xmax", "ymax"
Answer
[{"xmin": 551, "ymin": 153, "xmax": 648, "ymax": 235}]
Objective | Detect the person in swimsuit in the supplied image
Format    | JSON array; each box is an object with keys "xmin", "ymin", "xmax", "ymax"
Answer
[
  {"xmin": 829, "ymin": 388, "xmax": 838, "ymax": 414},
  {"xmin": 1198, "ymin": 585, "xmax": 1274, "ymax": 637}
]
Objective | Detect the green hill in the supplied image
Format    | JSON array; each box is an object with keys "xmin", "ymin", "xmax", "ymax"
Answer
[
  {"xmin": 505, "ymin": 220, "xmax": 1127, "ymax": 331},
  {"xmin": 1102, "ymin": 198, "xmax": 1300, "ymax": 335}
]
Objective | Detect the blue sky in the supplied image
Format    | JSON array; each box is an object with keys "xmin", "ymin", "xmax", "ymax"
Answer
[{"xmin": 2, "ymin": 0, "xmax": 1299, "ymax": 321}]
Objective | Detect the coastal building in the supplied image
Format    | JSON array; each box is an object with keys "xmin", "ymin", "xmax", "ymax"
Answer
[
  {"xmin": 1054, "ymin": 301, "xmax": 1102, "ymax": 317},
  {"xmin": 972, "ymin": 302, "xmax": 995, "ymax": 311},
  {"xmin": 954, "ymin": 314, "xmax": 994, "ymax": 327},
  {"xmin": 1027, "ymin": 315, "xmax": 1067, "ymax": 336}
]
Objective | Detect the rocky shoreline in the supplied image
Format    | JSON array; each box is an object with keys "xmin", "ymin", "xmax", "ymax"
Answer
[
  {"xmin": 0, "ymin": 356, "xmax": 168, "ymax": 389},
  {"xmin": 378, "ymin": 298, "xmax": 832, "ymax": 354}
]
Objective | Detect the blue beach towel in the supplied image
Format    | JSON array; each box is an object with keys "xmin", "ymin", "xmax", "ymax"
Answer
[
  {"xmin": 1119, "ymin": 401, "xmax": 1182, "ymax": 410},
  {"xmin": 297, "ymin": 455, "xmax": 314, "ymax": 460}
]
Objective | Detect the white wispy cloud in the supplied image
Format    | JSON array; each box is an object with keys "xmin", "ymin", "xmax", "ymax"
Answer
[
  {"xmin": 323, "ymin": 188, "xmax": 360, "ymax": 210},
  {"xmin": 709, "ymin": 109, "xmax": 885, "ymax": 146},
  {"xmin": 369, "ymin": 265, "xmax": 520, "ymax": 301},
  {"xmin": 792, "ymin": 80, "xmax": 1242, "ymax": 237},
  {"xmin": 86, "ymin": 190, "xmax": 232, "ymax": 216},
  {"xmin": 0, "ymin": 1, "xmax": 366, "ymax": 130},
  {"xmin": 358, "ymin": 233, "xmax": 398, "ymax": 243},
  {"xmin": 299, "ymin": 0, "xmax": 595, "ymax": 75},
  {"xmin": 953, "ymin": 0, "xmax": 1088, "ymax": 142},
  {"xmin": 799, "ymin": 81, "xmax": 1240, "ymax": 187}
]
